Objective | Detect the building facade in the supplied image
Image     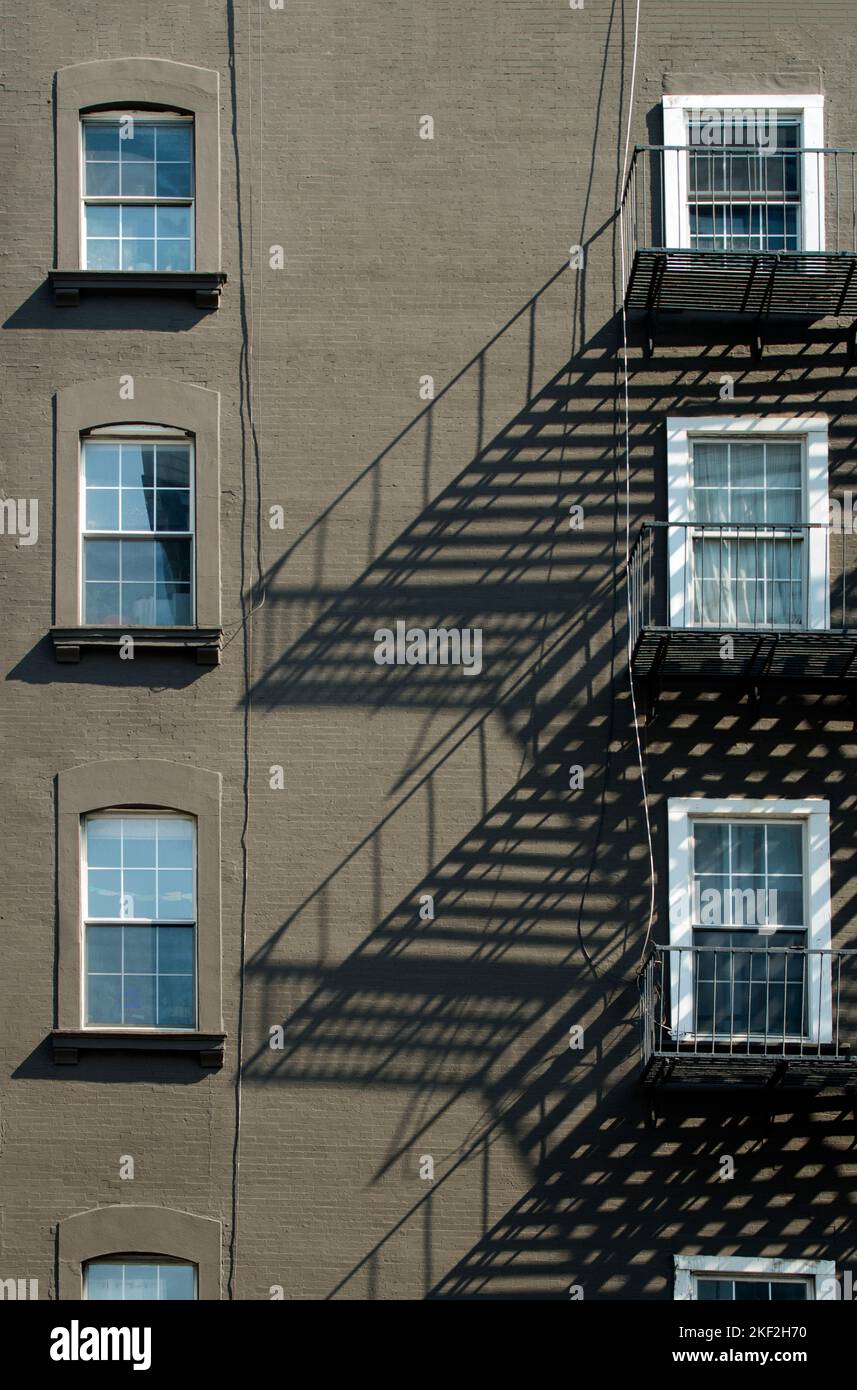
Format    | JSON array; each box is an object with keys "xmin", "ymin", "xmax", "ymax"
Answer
[{"xmin": 1, "ymin": 0, "xmax": 856, "ymax": 1301}]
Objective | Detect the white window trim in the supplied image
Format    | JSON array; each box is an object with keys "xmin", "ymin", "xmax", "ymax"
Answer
[
  {"xmin": 661, "ymin": 95, "xmax": 825, "ymax": 252},
  {"xmin": 674, "ymin": 1255, "xmax": 836, "ymax": 1301},
  {"xmin": 667, "ymin": 797, "xmax": 832, "ymax": 1044},
  {"xmin": 666, "ymin": 415, "xmax": 829, "ymax": 631}
]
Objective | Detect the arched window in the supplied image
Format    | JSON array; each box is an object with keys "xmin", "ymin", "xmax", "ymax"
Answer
[
  {"xmin": 52, "ymin": 58, "xmax": 223, "ymax": 306},
  {"xmin": 58, "ymin": 1206, "xmax": 221, "ymax": 1300},
  {"xmin": 54, "ymin": 759, "xmax": 223, "ymax": 1066},
  {"xmin": 53, "ymin": 376, "xmax": 221, "ymax": 662}
]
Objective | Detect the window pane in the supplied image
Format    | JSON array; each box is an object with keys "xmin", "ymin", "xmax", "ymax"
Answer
[
  {"xmin": 122, "ymin": 1264, "xmax": 159, "ymax": 1299},
  {"xmin": 693, "ymin": 442, "xmax": 728, "ymax": 489},
  {"xmin": 124, "ymin": 973, "xmax": 156, "ymax": 1025},
  {"xmin": 121, "ymin": 239, "xmax": 156, "ymax": 271},
  {"xmin": 121, "ymin": 445, "xmax": 155, "ymax": 488},
  {"xmin": 85, "ymin": 1264, "xmax": 124, "ymax": 1300},
  {"xmin": 156, "ymin": 205, "xmax": 191, "ymax": 239},
  {"xmin": 158, "ymin": 819, "xmax": 194, "ymax": 868},
  {"xmin": 85, "ymin": 204, "xmax": 120, "ymax": 239},
  {"xmin": 156, "ymin": 490, "xmax": 190, "ymax": 531},
  {"xmin": 121, "ymin": 488, "xmax": 156, "ymax": 530},
  {"xmin": 86, "ymin": 237, "xmax": 121, "ymax": 270},
  {"xmin": 156, "ymin": 124, "xmax": 192, "ymax": 162},
  {"xmin": 122, "ymin": 539, "xmax": 154, "ymax": 580},
  {"xmin": 87, "ymin": 818, "xmax": 122, "ymax": 867},
  {"xmin": 85, "ymin": 583, "xmax": 121, "ymax": 623},
  {"xmin": 695, "ymin": 1279, "xmax": 733, "ymax": 1300},
  {"xmin": 767, "ymin": 823, "xmax": 802, "ymax": 874},
  {"xmin": 159, "ymin": 926, "xmax": 195, "ymax": 973},
  {"xmin": 84, "ymin": 443, "xmax": 120, "ymax": 487},
  {"xmin": 86, "ymin": 489, "xmax": 119, "ymax": 531},
  {"xmin": 156, "ymin": 239, "xmax": 192, "ymax": 272},
  {"xmin": 86, "ymin": 925, "xmax": 122, "ymax": 974},
  {"xmin": 735, "ymin": 1280, "xmax": 772, "ymax": 1301},
  {"xmin": 156, "ymin": 538, "xmax": 191, "ymax": 583},
  {"xmin": 157, "ymin": 446, "xmax": 191, "ymax": 487},
  {"xmin": 120, "ymin": 162, "xmax": 155, "ymax": 196},
  {"xmin": 86, "ymin": 541, "xmax": 120, "ymax": 584},
  {"xmin": 693, "ymin": 822, "xmax": 729, "ymax": 874},
  {"xmin": 123, "ymin": 869, "xmax": 157, "ymax": 919},
  {"xmin": 156, "ymin": 163, "xmax": 192, "ymax": 197},
  {"xmin": 84, "ymin": 125, "xmax": 120, "ymax": 159},
  {"xmin": 87, "ymin": 868, "xmax": 122, "ymax": 918},
  {"xmin": 122, "ymin": 205, "xmax": 155, "ymax": 239},
  {"xmin": 120, "ymin": 124, "xmax": 155, "ymax": 161},
  {"xmin": 155, "ymin": 585, "xmax": 192, "ymax": 625},
  {"xmin": 158, "ymin": 974, "xmax": 195, "ymax": 1028},
  {"xmin": 123, "ymin": 819, "xmax": 157, "ymax": 867},
  {"xmin": 771, "ymin": 1282, "xmax": 809, "ymax": 1300},
  {"xmin": 731, "ymin": 823, "xmax": 765, "ymax": 875},
  {"xmin": 124, "ymin": 925, "xmax": 156, "ymax": 973},
  {"xmin": 122, "ymin": 583, "xmax": 156, "ymax": 625},
  {"xmin": 157, "ymin": 1263, "xmax": 196, "ymax": 1300},
  {"xmin": 157, "ymin": 869, "xmax": 194, "ymax": 920},
  {"xmin": 85, "ymin": 162, "xmax": 120, "ymax": 196},
  {"xmin": 86, "ymin": 972, "xmax": 122, "ymax": 1025}
]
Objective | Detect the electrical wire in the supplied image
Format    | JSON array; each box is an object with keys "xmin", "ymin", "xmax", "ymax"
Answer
[{"xmin": 615, "ymin": 0, "xmax": 656, "ymax": 968}]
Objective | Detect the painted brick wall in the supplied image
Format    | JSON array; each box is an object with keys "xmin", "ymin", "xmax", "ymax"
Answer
[{"xmin": 0, "ymin": 0, "xmax": 855, "ymax": 1300}]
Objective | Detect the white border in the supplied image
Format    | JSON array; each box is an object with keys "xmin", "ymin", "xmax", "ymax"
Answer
[
  {"xmin": 667, "ymin": 797, "xmax": 832, "ymax": 1044},
  {"xmin": 674, "ymin": 1254, "xmax": 836, "ymax": 1301},
  {"xmin": 661, "ymin": 95, "xmax": 825, "ymax": 252},
  {"xmin": 666, "ymin": 415, "xmax": 829, "ymax": 631}
]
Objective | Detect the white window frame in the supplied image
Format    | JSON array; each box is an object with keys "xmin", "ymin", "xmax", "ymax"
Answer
[
  {"xmin": 666, "ymin": 416, "xmax": 829, "ymax": 631},
  {"xmin": 80, "ymin": 810, "xmax": 198, "ymax": 1032},
  {"xmin": 667, "ymin": 797, "xmax": 832, "ymax": 1044},
  {"xmin": 674, "ymin": 1255, "xmax": 836, "ymax": 1301},
  {"xmin": 661, "ymin": 95, "xmax": 825, "ymax": 252},
  {"xmin": 78, "ymin": 427, "xmax": 196, "ymax": 628},
  {"xmin": 79, "ymin": 111, "xmax": 196, "ymax": 272}
]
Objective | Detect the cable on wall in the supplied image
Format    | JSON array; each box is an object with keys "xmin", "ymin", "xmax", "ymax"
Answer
[
  {"xmin": 615, "ymin": 0, "xmax": 656, "ymax": 967},
  {"xmin": 226, "ymin": 0, "xmax": 266, "ymax": 1301}
]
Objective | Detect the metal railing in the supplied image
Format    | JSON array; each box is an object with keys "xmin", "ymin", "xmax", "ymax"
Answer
[
  {"xmin": 640, "ymin": 944, "xmax": 857, "ymax": 1064},
  {"xmin": 621, "ymin": 145, "xmax": 857, "ymax": 284},
  {"xmin": 628, "ymin": 521, "xmax": 857, "ymax": 646}
]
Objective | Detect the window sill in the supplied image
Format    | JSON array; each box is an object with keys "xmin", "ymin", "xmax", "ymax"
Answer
[
  {"xmin": 48, "ymin": 269, "xmax": 226, "ymax": 308},
  {"xmin": 51, "ymin": 626, "xmax": 222, "ymax": 665},
  {"xmin": 51, "ymin": 1029, "xmax": 226, "ymax": 1068}
]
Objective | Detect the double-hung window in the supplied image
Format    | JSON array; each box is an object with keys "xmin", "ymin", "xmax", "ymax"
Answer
[
  {"xmin": 689, "ymin": 436, "xmax": 804, "ymax": 628},
  {"xmin": 81, "ymin": 426, "xmax": 194, "ymax": 627},
  {"xmin": 83, "ymin": 813, "xmax": 196, "ymax": 1030},
  {"xmin": 667, "ymin": 417, "xmax": 829, "ymax": 633},
  {"xmin": 667, "ymin": 798, "xmax": 832, "ymax": 1048},
  {"xmin": 85, "ymin": 1259, "xmax": 197, "ymax": 1300},
  {"xmin": 686, "ymin": 112, "xmax": 801, "ymax": 252},
  {"xmin": 691, "ymin": 818, "xmax": 806, "ymax": 1038},
  {"xmin": 662, "ymin": 96, "xmax": 825, "ymax": 254},
  {"xmin": 82, "ymin": 113, "xmax": 194, "ymax": 272}
]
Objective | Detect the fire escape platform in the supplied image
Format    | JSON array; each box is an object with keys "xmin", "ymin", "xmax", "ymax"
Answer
[
  {"xmin": 632, "ymin": 628, "xmax": 857, "ymax": 686},
  {"xmin": 626, "ymin": 249, "xmax": 857, "ymax": 318},
  {"xmin": 642, "ymin": 1047, "xmax": 857, "ymax": 1092}
]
